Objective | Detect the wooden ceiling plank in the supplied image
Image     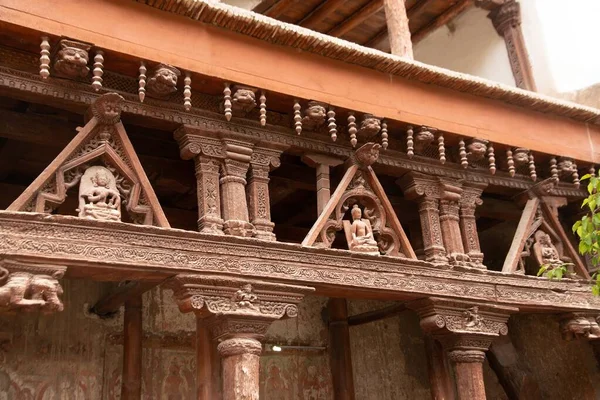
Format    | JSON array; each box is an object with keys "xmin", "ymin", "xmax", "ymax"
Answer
[
  {"xmin": 299, "ymin": 0, "xmax": 347, "ymax": 30},
  {"xmin": 263, "ymin": 0, "xmax": 296, "ymax": 18},
  {"xmin": 327, "ymin": 0, "xmax": 384, "ymax": 38},
  {"xmin": 411, "ymin": 0, "xmax": 473, "ymax": 43}
]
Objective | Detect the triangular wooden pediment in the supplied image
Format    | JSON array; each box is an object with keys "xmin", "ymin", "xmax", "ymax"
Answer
[
  {"xmin": 8, "ymin": 93, "xmax": 169, "ymax": 228},
  {"xmin": 302, "ymin": 143, "xmax": 416, "ymax": 259},
  {"xmin": 502, "ymin": 178, "xmax": 589, "ymax": 278}
]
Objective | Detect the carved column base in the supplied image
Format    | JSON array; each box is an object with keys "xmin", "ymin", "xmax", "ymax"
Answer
[
  {"xmin": 198, "ymin": 215, "xmax": 225, "ymax": 235},
  {"xmin": 223, "ymin": 220, "xmax": 255, "ymax": 237},
  {"xmin": 218, "ymin": 338, "xmax": 262, "ymax": 400},
  {"xmin": 252, "ymin": 219, "xmax": 276, "ymax": 241}
]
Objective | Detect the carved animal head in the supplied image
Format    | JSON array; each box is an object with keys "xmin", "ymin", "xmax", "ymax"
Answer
[
  {"xmin": 558, "ymin": 158, "xmax": 577, "ymax": 177},
  {"xmin": 92, "ymin": 92, "xmax": 124, "ymax": 124},
  {"xmin": 359, "ymin": 115, "xmax": 381, "ymax": 137},
  {"xmin": 354, "ymin": 142, "xmax": 381, "ymax": 167},
  {"xmin": 233, "ymin": 89, "xmax": 256, "ymax": 105},
  {"xmin": 55, "ymin": 40, "xmax": 91, "ymax": 78},
  {"xmin": 467, "ymin": 139, "xmax": 488, "ymax": 162},
  {"xmin": 414, "ymin": 127, "xmax": 435, "ymax": 152},
  {"xmin": 147, "ymin": 64, "xmax": 180, "ymax": 96},
  {"xmin": 513, "ymin": 148, "xmax": 530, "ymax": 166},
  {"xmin": 305, "ymin": 101, "xmax": 326, "ymax": 121}
]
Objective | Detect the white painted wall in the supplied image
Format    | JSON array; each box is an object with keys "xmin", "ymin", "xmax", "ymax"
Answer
[
  {"xmin": 413, "ymin": 6, "xmax": 516, "ymax": 87},
  {"xmin": 222, "ymin": 0, "xmax": 262, "ymax": 10}
]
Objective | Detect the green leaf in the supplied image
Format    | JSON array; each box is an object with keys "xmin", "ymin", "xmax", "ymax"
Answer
[
  {"xmin": 582, "ymin": 174, "xmax": 592, "ymax": 181},
  {"xmin": 537, "ymin": 265, "xmax": 548, "ymax": 277},
  {"xmin": 592, "ymin": 285, "xmax": 600, "ymax": 296}
]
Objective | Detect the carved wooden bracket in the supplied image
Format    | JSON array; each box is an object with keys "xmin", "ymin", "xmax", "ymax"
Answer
[
  {"xmin": 302, "ymin": 143, "xmax": 416, "ymax": 258},
  {"xmin": 169, "ymin": 275, "xmax": 314, "ymax": 340},
  {"xmin": 560, "ymin": 312, "xmax": 600, "ymax": 341},
  {"xmin": 0, "ymin": 259, "xmax": 66, "ymax": 314},
  {"xmin": 8, "ymin": 93, "xmax": 169, "ymax": 227}
]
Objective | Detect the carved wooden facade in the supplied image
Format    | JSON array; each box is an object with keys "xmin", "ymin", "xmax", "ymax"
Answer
[{"xmin": 0, "ymin": 1, "xmax": 599, "ymax": 399}]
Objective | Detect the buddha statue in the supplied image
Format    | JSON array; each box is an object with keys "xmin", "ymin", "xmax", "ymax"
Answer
[
  {"xmin": 532, "ymin": 230, "xmax": 562, "ymax": 268},
  {"xmin": 348, "ymin": 204, "xmax": 380, "ymax": 255}
]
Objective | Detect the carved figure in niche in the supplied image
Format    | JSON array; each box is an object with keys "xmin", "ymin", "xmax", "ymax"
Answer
[
  {"xmin": 414, "ymin": 126, "xmax": 435, "ymax": 153},
  {"xmin": 77, "ymin": 166, "xmax": 121, "ymax": 221},
  {"xmin": 233, "ymin": 283, "xmax": 258, "ymax": 310},
  {"xmin": 301, "ymin": 101, "xmax": 326, "ymax": 130},
  {"xmin": 345, "ymin": 205, "xmax": 379, "ymax": 255},
  {"xmin": 464, "ymin": 306, "xmax": 482, "ymax": 328},
  {"xmin": 54, "ymin": 40, "xmax": 91, "ymax": 79},
  {"xmin": 146, "ymin": 64, "xmax": 180, "ymax": 97},
  {"xmin": 466, "ymin": 138, "xmax": 488, "ymax": 164},
  {"xmin": 358, "ymin": 114, "xmax": 381, "ymax": 138},
  {"xmin": 0, "ymin": 267, "xmax": 65, "ymax": 312},
  {"xmin": 532, "ymin": 231, "xmax": 562, "ymax": 268},
  {"xmin": 558, "ymin": 157, "xmax": 577, "ymax": 179},
  {"xmin": 513, "ymin": 147, "xmax": 530, "ymax": 167},
  {"xmin": 91, "ymin": 92, "xmax": 124, "ymax": 125},
  {"xmin": 231, "ymin": 86, "xmax": 257, "ymax": 113}
]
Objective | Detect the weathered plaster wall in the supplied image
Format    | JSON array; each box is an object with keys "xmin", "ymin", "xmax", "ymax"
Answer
[{"xmin": 413, "ymin": 7, "xmax": 516, "ymax": 87}]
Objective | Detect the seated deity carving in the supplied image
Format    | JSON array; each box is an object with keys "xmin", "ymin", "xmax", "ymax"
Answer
[
  {"xmin": 532, "ymin": 231, "xmax": 562, "ymax": 268},
  {"xmin": 77, "ymin": 166, "xmax": 121, "ymax": 221},
  {"xmin": 0, "ymin": 266, "xmax": 65, "ymax": 313},
  {"xmin": 343, "ymin": 205, "xmax": 380, "ymax": 255},
  {"xmin": 232, "ymin": 283, "xmax": 258, "ymax": 311}
]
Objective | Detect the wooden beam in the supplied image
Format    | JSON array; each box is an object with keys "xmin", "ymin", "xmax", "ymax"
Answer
[
  {"xmin": 263, "ymin": 0, "xmax": 295, "ymax": 18},
  {"xmin": 121, "ymin": 295, "xmax": 143, "ymax": 400},
  {"xmin": 347, "ymin": 303, "xmax": 406, "ymax": 326},
  {"xmin": 328, "ymin": 298, "xmax": 356, "ymax": 400},
  {"xmin": 327, "ymin": 0, "xmax": 384, "ymax": 38},
  {"xmin": 502, "ymin": 197, "xmax": 539, "ymax": 273},
  {"xmin": 383, "ymin": 0, "xmax": 413, "ymax": 58},
  {"xmin": 299, "ymin": 0, "xmax": 347, "ymax": 30},
  {"xmin": 411, "ymin": 0, "xmax": 473, "ymax": 43},
  {"xmin": 92, "ymin": 281, "xmax": 161, "ymax": 316}
]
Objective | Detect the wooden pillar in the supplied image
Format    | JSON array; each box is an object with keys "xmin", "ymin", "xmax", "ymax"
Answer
[
  {"xmin": 459, "ymin": 183, "xmax": 487, "ymax": 268},
  {"xmin": 424, "ymin": 337, "xmax": 455, "ymax": 400},
  {"xmin": 121, "ymin": 295, "xmax": 143, "ymax": 400},
  {"xmin": 487, "ymin": 0, "xmax": 537, "ymax": 91},
  {"xmin": 439, "ymin": 184, "xmax": 465, "ymax": 260},
  {"xmin": 447, "ymin": 348, "xmax": 487, "ymax": 400},
  {"xmin": 328, "ymin": 298, "xmax": 355, "ymax": 400},
  {"xmin": 247, "ymin": 146, "xmax": 285, "ymax": 241},
  {"xmin": 196, "ymin": 319, "xmax": 213, "ymax": 400},
  {"xmin": 220, "ymin": 139, "xmax": 254, "ymax": 237},
  {"xmin": 383, "ymin": 0, "xmax": 414, "ymax": 58},
  {"xmin": 301, "ymin": 153, "xmax": 344, "ymax": 216},
  {"xmin": 218, "ymin": 338, "xmax": 262, "ymax": 400},
  {"xmin": 409, "ymin": 298, "xmax": 517, "ymax": 400}
]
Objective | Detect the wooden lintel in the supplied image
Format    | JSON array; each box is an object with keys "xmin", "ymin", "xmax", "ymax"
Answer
[
  {"xmin": 328, "ymin": 0, "xmax": 384, "ymax": 38},
  {"xmin": 92, "ymin": 280, "xmax": 162, "ymax": 316},
  {"xmin": 347, "ymin": 303, "xmax": 406, "ymax": 326},
  {"xmin": 502, "ymin": 197, "xmax": 539, "ymax": 273}
]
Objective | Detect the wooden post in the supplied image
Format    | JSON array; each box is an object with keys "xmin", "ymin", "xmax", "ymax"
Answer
[
  {"xmin": 121, "ymin": 295, "xmax": 143, "ymax": 400},
  {"xmin": 301, "ymin": 153, "xmax": 344, "ymax": 216},
  {"xmin": 218, "ymin": 338, "xmax": 262, "ymax": 400},
  {"xmin": 448, "ymin": 350, "xmax": 487, "ymax": 400},
  {"xmin": 424, "ymin": 337, "xmax": 455, "ymax": 400},
  {"xmin": 383, "ymin": 0, "xmax": 414, "ymax": 58},
  {"xmin": 328, "ymin": 298, "xmax": 355, "ymax": 400},
  {"xmin": 196, "ymin": 319, "xmax": 213, "ymax": 400}
]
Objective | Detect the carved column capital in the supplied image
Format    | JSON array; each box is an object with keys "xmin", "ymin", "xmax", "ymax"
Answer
[
  {"xmin": 0, "ymin": 259, "xmax": 67, "ymax": 314},
  {"xmin": 488, "ymin": 0, "xmax": 521, "ymax": 36},
  {"xmin": 559, "ymin": 312, "xmax": 600, "ymax": 341},
  {"xmin": 169, "ymin": 275, "xmax": 313, "ymax": 340},
  {"xmin": 397, "ymin": 173, "xmax": 441, "ymax": 201}
]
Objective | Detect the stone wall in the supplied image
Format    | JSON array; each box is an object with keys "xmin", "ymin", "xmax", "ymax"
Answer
[{"xmin": 1, "ymin": 280, "xmax": 600, "ymax": 399}]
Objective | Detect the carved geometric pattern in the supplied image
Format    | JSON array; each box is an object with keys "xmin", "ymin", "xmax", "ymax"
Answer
[{"xmin": 7, "ymin": 93, "xmax": 169, "ymax": 228}]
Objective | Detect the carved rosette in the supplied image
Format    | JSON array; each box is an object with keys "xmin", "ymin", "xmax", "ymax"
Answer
[
  {"xmin": 0, "ymin": 259, "xmax": 67, "ymax": 314},
  {"xmin": 169, "ymin": 275, "xmax": 313, "ymax": 341},
  {"xmin": 559, "ymin": 312, "xmax": 600, "ymax": 341},
  {"xmin": 248, "ymin": 147, "xmax": 284, "ymax": 241}
]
